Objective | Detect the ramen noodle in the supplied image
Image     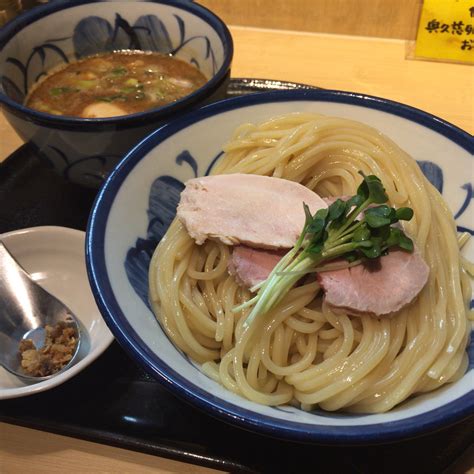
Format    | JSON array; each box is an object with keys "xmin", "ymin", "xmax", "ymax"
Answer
[{"xmin": 149, "ymin": 113, "xmax": 472, "ymax": 413}]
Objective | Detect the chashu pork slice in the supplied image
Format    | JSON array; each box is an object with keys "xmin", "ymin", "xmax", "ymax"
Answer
[
  {"xmin": 317, "ymin": 249, "xmax": 429, "ymax": 316},
  {"xmin": 228, "ymin": 245, "xmax": 429, "ymax": 317},
  {"xmin": 177, "ymin": 174, "xmax": 327, "ymax": 249},
  {"xmin": 229, "ymin": 246, "xmax": 285, "ymax": 288}
]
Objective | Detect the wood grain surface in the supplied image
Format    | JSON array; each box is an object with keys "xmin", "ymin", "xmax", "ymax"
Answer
[
  {"xmin": 1, "ymin": 27, "xmax": 472, "ymax": 163},
  {"xmin": 0, "ymin": 422, "xmax": 223, "ymax": 473},
  {"xmin": 198, "ymin": 0, "xmax": 424, "ymax": 39}
]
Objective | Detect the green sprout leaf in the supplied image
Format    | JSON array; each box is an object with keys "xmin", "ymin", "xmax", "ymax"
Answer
[
  {"xmin": 353, "ymin": 224, "xmax": 371, "ymax": 242},
  {"xmin": 361, "ymin": 242, "xmax": 382, "ymax": 258},
  {"xmin": 303, "ymin": 203, "xmax": 313, "ymax": 229},
  {"xmin": 355, "ymin": 240, "xmax": 373, "ymax": 248},
  {"xmin": 345, "ymin": 194, "xmax": 364, "ymax": 211},
  {"xmin": 396, "ymin": 207, "xmax": 414, "ymax": 221},
  {"xmin": 307, "ymin": 213, "xmax": 327, "ymax": 234},
  {"xmin": 236, "ymin": 172, "xmax": 415, "ymax": 329},
  {"xmin": 358, "ymin": 171, "xmax": 388, "ymax": 204},
  {"xmin": 328, "ymin": 199, "xmax": 346, "ymax": 221},
  {"xmin": 365, "ymin": 206, "xmax": 392, "ymax": 228},
  {"xmin": 386, "ymin": 227, "xmax": 402, "ymax": 247},
  {"xmin": 398, "ymin": 233, "xmax": 414, "ymax": 252}
]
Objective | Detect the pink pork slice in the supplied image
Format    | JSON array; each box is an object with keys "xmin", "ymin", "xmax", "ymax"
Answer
[
  {"xmin": 177, "ymin": 174, "xmax": 328, "ymax": 249},
  {"xmin": 317, "ymin": 249, "xmax": 429, "ymax": 316},
  {"xmin": 229, "ymin": 245, "xmax": 429, "ymax": 317},
  {"xmin": 229, "ymin": 246, "xmax": 286, "ymax": 288}
]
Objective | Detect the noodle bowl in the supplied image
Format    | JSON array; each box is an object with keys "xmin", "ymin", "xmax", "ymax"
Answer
[
  {"xmin": 87, "ymin": 90, "xmax": 474, "ymax": 441},
  {"xmin": 149, "ymin": 113, "xmax": 472, "ymax": 413}
]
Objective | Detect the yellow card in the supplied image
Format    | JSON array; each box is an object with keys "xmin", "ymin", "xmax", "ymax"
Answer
[{"xmin": 415, "ymin": 0, "xmax": 474, "ymax": 64}]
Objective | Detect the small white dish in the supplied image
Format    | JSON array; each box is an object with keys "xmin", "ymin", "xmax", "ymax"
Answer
[{"xmin": 0, "ymin": 226, "xmax": 114, "ymax": 399}]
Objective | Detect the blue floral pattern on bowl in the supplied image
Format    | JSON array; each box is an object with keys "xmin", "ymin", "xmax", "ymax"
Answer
[
  {"xmin": 125, "ymin": 150, "xmax": 220, "ymax": 307},
  {"xmin": 123, "ymin": 146, "xmax": 474, "ymax": 425},
  {"xmin": 2, "ymin": 37, "xmax": 69, "ymax": 102},
  {"xmin": 86, "ymin": 90, "xmax": 473, "ymax": 444},
  {"xmin": 124, "ymin": 152, "xmax": 474, "ymax": 420},
  {"xmin": 124, "ymin": 153, "xmax": 474, "ymax": 325}
]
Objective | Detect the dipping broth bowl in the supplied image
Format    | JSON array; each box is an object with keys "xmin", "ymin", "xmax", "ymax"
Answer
[
  {"xmin": 0, "ymin": 0, "xmax": 233, "ymax": 187},
  {"xmin": 86, "ymin": 90, "xmax": 473, "ymax": 444}
]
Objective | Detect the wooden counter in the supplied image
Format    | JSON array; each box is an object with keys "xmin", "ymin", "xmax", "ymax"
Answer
[
  {"xmin": 1, "ymin": 26, "xmax": 473, "ymax": 473},
  {"xmin": 1, "ymin": 26, "xmax": 473, "ymax": 161}
]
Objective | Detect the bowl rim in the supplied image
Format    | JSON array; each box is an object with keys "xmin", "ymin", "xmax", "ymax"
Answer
[
  {"xmin": 0, "ymin": 0, "xmax": 233, "ymax": 131},
  {"xmin": 87, "ymin": 89, "xmax": 474, "ymax": 444}
]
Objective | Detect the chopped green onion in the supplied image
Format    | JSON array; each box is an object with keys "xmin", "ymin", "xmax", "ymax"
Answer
[
  {"xmin": 98, "ymin": 94, "xmax": 128, "ymax": 102},
  {"xmin": 124, "ymin": 78, "xmax": 139, "ymax": 86},
  {"xmin": 49, "ymin": 87, "xmax": 79, "ymax": 96},
  {"xmin": 111, "ymin": 67, "xmax": 127, "ymax": 76},
  {"xmin": 76, "ymin": 79, "xmax": 97, "ymax": 89}
]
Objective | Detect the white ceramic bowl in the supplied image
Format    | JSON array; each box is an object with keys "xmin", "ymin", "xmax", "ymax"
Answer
[
  {"xmin": 0, "ymin": 0, "xmax": 232, "ymax": 187},
  {"xmin": 0, "ymin": 226, "xmax": 114, "ymax": 399},
  {"xmin": 86, "ymin": 90, "xmax": 473, "ymax": 443}
]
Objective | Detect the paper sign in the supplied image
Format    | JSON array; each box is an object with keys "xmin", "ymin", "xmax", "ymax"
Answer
[{"xmin": 415, "ymin": 0, "xmax": 474, "ymax": 64}]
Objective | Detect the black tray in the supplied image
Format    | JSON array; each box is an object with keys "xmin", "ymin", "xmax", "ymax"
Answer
[{"xmin": 1, "ymin": 79, "xmax": 473, "ymax": 474}]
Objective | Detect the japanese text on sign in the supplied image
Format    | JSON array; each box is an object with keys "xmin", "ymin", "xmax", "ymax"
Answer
[{"xmin": 415, "ymin": 0, "xmax": 474, "ymax": 63}]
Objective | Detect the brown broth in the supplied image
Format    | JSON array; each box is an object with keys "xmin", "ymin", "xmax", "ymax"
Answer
[{"xmin": 26, "ymin": 51, "xmax": 208, "ymax": 118}]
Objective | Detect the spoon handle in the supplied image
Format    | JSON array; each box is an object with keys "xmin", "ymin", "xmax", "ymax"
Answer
[{"xmin": 0, "ymin": 241, "xmax": 44, "ymax": 333}]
